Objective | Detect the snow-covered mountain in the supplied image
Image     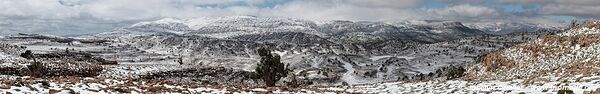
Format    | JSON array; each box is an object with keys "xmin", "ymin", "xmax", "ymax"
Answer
[
  {"xmin": 2, "ymin": 16, "xmax": 562, "ymax": 86},
  {"xmin": 4, "ymin": 16, "xmax": 594, "ymax": 93},
  {"xmin": 84, "ymin": 16, "xmax": 535, "ymax": 85},
  {"xmin": 465, "ymin": 22, "xmax": 560, "ymax": 34},
  {"xmin": 93, "ymin": 16, "xmax": 484, "ymax": 44}
]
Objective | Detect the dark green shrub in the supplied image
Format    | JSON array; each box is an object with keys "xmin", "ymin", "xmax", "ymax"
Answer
[
  {"xmin": 20, "ymin": 50, "xmax": 33, "ymax": 59},
  {"xmin": 255, "ymin": 48, "xmax": 288, "ymax": 87},
  {"xmin": 446, "ymin": 65, "xmax": 466, "ymax": 80},
  {"xmin": 558, "ymin": 89, "xmax": 573, "ymax": 94}
]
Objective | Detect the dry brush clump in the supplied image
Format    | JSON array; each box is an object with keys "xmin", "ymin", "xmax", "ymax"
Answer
[
  {"xmin": 570, "ymin": 20, "xmax": 600, "ymax": 30},
  {"xmin": 515, "ymin": 35, "xmax": 573, "ymax": 59},
  {"xmin": 42, "ymin": 61, "xmax": 103, "ymax": 77},
  {"xmin": 34, "ymin": 51, "xmax": 117, "ymax": 65},
  {"xmin": 0, "ymin": 43, "xmax": 26, "ymax": 55},
  {"xmin": 0, "ymin": 66, "xmax": 22, "ymax": 75},
  {"xmin": 479, "ymin": 50, "xmax": 515, "ymax": 71},
  {"xmin": 140, "ymin": 67, "xmax": 257, "ymax": 86},
  {"xmin": 24, "ymin": 61, "xmax": 104, "ymax": 77},
  {"xmin": 573, "ymin": 34, "xmax": 600, "ymax": 47},
  {"xmin": 16, "ymin": 50, "xmax": 104, "ymax": 77}
]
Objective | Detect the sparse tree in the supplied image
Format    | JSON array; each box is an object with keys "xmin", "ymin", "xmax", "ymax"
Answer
[
  {"xmin": 20, "ymin": 50, "xmax": 34, "ymax": 60},
  {"xmin": 428, "ymin": 72, "xmax": 434, "ymax": 77},
  {"xmin": 177, "ymin": 57, "xmax": 183, "ymax": 65},
  {"xmin": 20, "ymin": 50, "xmax": 44, "ymax": 77},
  {"xmin": 569, "ymin": 20, "xmax": 578, "ymax": 29},
  {"xmin": 254, "ymin": 48, "xmax": 288, "ymax": 87}
]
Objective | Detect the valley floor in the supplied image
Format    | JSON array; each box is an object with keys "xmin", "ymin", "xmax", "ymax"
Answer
[{"xmin": 2, "ymin": 75, "xmax": 600, "ymax": 94}]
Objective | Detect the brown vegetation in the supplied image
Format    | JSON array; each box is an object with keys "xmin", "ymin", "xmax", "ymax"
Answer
[
  {"xmin": 479, "ymin": 50, "xmax": 515, "ymax": 71},
  {"xmin": 470, "ymin": 20, "xmax": 600, "ymax": 81},
  {"xmin": 25, "ymin": 61, "xmax": 103, "ymax": 77},
  {"xmin": 571, "ymin": 21, "xmax": 600, "ymax": 29},
  {"xmin": 573, "ymin": 34, "xmax": 600, "ymax": 47},
  {"xmin": 34, "ymin": 51, "xmax": 118, "ymax": 65},
  {"xmin": 140, "ymin": 67, "xmax": 256, "ymax": 86},
  {"xmin": 0, "ymin": 67, "xmax": 22, "ymax": 75}
]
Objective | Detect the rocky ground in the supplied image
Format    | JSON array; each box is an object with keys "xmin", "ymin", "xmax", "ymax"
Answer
[{"xmin": 2, "ymin": 75, "xmax": 600, "ymax": 94}]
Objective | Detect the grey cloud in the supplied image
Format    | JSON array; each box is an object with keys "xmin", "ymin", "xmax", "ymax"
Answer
[
  {"xmin": 495, "ymin": 0, "xmax": 600, "ymax": 18},
  {"xmin": 346, "ymin": 0, "xmax": 423, "ymax": 8},
  {"xmin": 428, "ymin": 4, "xmax": 500, "ymax": 18},
  {"xmin": 0, "ymin": 0, "xmax": 578, "ymax": 34},
  {"xmin": 539, "ymin": 4, "xmax": 600, "ymax": 18}
]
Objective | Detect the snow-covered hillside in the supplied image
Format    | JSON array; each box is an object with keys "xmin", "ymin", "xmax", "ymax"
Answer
[
  {"xmin": 84, "ymin": 16, "xmax": 495, "ymax": 85},
  {"xmin": 469, "ymin": 21, "xmax": 600, "ymax": 80},
  {"xmin": 92, "ymin": 16, "xmax": 483, "ymax": 44},
  {"xmin": 74, "ymin": 16, "xmax": 560, "ymax": 86},
  {"xmin": 3, "ymin": 16, "xmax": 589, "ymax": 93},
  {"xmin": 465, "ymin": 22, "xmax": 560, "ymax": 34}
]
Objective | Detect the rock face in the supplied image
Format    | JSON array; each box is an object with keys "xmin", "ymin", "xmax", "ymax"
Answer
[{"xmin": 468, "ymin": 21, "xmax": 600, "ymax": 80}]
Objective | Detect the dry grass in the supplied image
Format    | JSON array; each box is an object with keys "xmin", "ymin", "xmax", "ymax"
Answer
[
  {"xmin": 479, "ymin": 50, "xmax": 515, "ymax": 71},
  {"xmin": 0, "ymin": 67, "xmax": 22, "ymax": 75},
  {"xmin": 573, "ymin": 34, "xmax": 600, "ymax": 47}
]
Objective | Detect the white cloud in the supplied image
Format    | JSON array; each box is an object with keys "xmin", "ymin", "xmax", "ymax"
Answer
[
  {"xmin": 3, "ymin": 0, "xmax": 585, "ymax": 35},
  {"xmin": 0, "ymin": 0, "xmax": 432, "ymax": 21},
  {"xmin": 538, "ymin": 3, "xmax": 600, "ymax": 18},
  {"xmin": 0, "ymin": 0, "xmax": 270, "ymax": 20},
  {"xmin": 428, "ymin": 5, "xmax": 499, "ymax": 18},
  {"xmin": 346, "ymin": 0, "xmax": 422, "ymax": 8},
  {"xmin": 0, "ymin": 0, "xmax": 582, "ymax": 28},
  {"xmin": 258, "ymin": 0, "xmax": 426, "ymax": 21},
  {"xmin": 185, "ymin": 0, "xmax": 267, "ymax": 4},
  {"xmin": 0, "ymin": 0, "xmax": 78, "ymax": 18},
  {"xmin": 495, "ymin": 0, "xmax": 600, "ymax": 18},
  {"xmin": 495, "ymin": 0, "xmax": 548, "ymax": 4}
]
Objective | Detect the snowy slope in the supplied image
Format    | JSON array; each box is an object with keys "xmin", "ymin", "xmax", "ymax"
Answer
[
  {"xmin": 78, "ymin": 17, "xmax": 561, "ymax": 86},
  {"xmin": 465, "ymin": 22, "xmax": 561, "ymax": 34},
  {"xmin": 469, "ymin": 21, "xmax": 600, "ymax": 80},
  {"xmin": 94, "ymin": 16, "xmax": 485, "ymax": 44}
]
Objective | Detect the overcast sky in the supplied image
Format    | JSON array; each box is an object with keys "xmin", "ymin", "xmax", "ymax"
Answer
[{"xmin": 1, "ymin": 0, "xmax": 598, "ymax": 35}]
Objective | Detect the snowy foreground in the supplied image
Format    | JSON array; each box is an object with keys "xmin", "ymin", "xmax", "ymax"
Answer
[
  {"xmin": 339, "ymin": 75, "xmax": 600, "ymax": 94},
  {"xmin": 2, "ymin": 75, "xmax": 600, "ymax": 94}
]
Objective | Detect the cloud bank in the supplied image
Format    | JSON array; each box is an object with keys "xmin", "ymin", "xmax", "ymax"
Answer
[
  {"xmin": 0, "ymin": 0, "xmax": 598, "ymax": 35},
  {"xmin": 1, "ymin": 0, "xmax": 597, "ymax": 22}
]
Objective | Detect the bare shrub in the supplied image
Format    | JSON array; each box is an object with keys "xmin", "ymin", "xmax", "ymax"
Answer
[
  {"xmin": 26, "ymin": 61, "xmax": 103, "ymax": 77},
  {"xmin": 480, "ymin": 50, "xmax": 515, "ymax": 71}
]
